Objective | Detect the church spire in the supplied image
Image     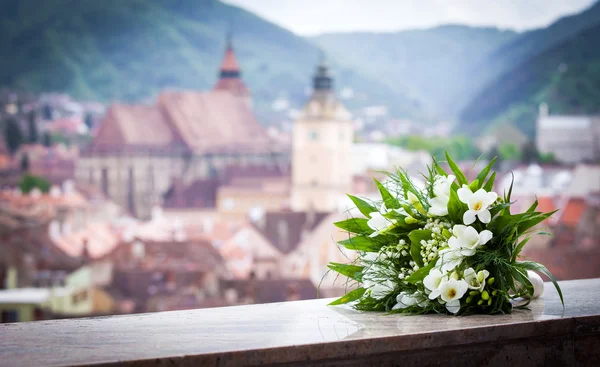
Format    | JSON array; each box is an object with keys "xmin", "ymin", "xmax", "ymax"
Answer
[
  {"xmin": 313, "ymin": 51, "xmax": 333, "ymax": 91},
  {"xmin": 213, "ymin": 29, "xmax": 251, "ymax": 104},
  {"xmin": 218, "ymin": 31, "xmax": 241, "ymax": 79}
]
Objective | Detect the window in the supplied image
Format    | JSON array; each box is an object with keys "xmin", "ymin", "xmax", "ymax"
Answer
[
  {"xmin": 101, "ymin": 168, "xmax": 109, "ymax": 197},
  {"xmin": 309, "ymin": 131, "xmax": 318, "ymax": 141},
  {"xmin": 1, "ymin": 310, "xmax": 18, "ymax": 323},
  {"xmin": 71, "ymin": 290, "xmax": 89, "ymax": 304}
]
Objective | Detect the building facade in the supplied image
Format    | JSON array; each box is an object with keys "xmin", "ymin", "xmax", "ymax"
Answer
[
  {"xmin": 76, "ymin": 40, "xmax": 287, "ymax": 219},
  {"xmin": 536, "ymin": 103, "xmax": 600, "ymax": 164},
  {"xmin": 291, "ymin": 56, "xmax": 353, "ymax": 212}
]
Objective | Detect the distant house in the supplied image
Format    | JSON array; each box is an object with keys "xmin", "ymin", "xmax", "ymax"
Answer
[
  {"xmin": 0, "ymin": 288, "xmax": 49, "ymax": 323},
  {"xmin": 536, "ymin": 103, "xmax": 600, "ymax": 163}
]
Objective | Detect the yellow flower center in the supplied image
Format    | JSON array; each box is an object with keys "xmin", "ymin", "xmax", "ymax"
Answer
[
  {"xmin": 473, "ymin": 201, "xmax": 483, "ymax": 211},
  {"xmin": 448, "ymin": 289, "xmax": 456, "ymax": 298}
]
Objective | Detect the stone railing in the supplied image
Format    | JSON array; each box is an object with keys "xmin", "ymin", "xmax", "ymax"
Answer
[{"xmin": 0, "ymin": 278, "xmax": 599, "ymax": 366}]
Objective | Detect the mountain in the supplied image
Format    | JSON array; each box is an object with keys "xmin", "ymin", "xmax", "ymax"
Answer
[
  {"xmin": 460, "ymin": 1, "xmax": 600, "ymax": 114},
  {"xmin": 310, "ymin": 25, "xmax": 518, "ymax": 116},
  {"xmin": 459, "ymin": 21, "xmax": 600, "ymax": 137},
  {"xmin": 0, "ymin": 0, "xmax": 423, "ymax": 123}
]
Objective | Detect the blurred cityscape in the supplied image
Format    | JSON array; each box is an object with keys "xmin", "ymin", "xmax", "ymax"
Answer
[{"xmin": 0, "ymin": 0, "xmax": 599, "ymax": 323}]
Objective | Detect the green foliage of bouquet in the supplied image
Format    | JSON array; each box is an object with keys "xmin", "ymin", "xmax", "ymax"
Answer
[{"xmin": 328, "ymin": 152, "xmax": 563, "ymax": 315}]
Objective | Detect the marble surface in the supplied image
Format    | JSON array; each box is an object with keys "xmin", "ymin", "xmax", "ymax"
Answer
[{"xmin": 0, "ymin": 278, "xmax": 599, "ymax": 367}]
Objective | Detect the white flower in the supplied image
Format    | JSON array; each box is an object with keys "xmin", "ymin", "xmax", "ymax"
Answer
[
  {"xmin": 428, "ymin": 175, "xmax": 456, "ymax": 217},
  {"xmin": 367, "ymin": 203, "xmax": 397, "ymax": 237},
  {"xmin": 436, "ymin": 248, "xmax": 463, "ymax": 273},
  {"xmin": 362, "ymin": 254, "xmax": 397, "ymax": 300},
  {"xmin": 407, "ymin": 192, "xmax": 419, "ymax": 205},
  {"xmin": 439, "ymin": 279, "xmax": 468, "ymax": 313},
  {"xmin": 457, "ymin": 185, "xmax": 498, "ymax": 224},
  {"xmin": 367, "ymin": 212, "xmax": 395, "ymax": 237},
  {"xmin": 463, "ymin": 268, "xmax": 490, "ymax": 292},
  {"xmin": 445, "ymin": 299, "xmax": 461, "ymax": 314},
  {"xmin": 370, "ymin": 280, "xmax": 396, "ymax": 300},
  {"xmin": 423, "ymin": 268, "xmax": 446, "ymax": 300},
  {"xmin": 392, "ymin": 291, "xmax": 429, "ymax": 309},
  {"xmin": 447, "ymin": 225, "xmax": 493, "ymax": 256}
]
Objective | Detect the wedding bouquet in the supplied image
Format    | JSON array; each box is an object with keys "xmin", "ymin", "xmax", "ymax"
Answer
[{"xmin": 328, "ymin": 153, "xmax": 563, "ymax": 315}]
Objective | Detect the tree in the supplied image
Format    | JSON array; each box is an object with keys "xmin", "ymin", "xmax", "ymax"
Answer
[
  {"xmin": 19, "ymin": 174, "xmax": 51, "ymax": 194},
  {"xmin": 20, "ymin": 153, "xmax": 30, "ymax": 172},
  {"xmin": 4, "ymin": 118, "xmax": 24, "ymax": 154},
  {"xmin": 521, "ymin": 140, "xmax": 539, "ymax": 164},
  {"xmin": 498, "ymin": 143, "xmax": 522, "ymax": 161},
  {"xmin": 42, "ymin": 132, "xmax": 52, "ymax": 147},
  {"xmin": 27, "ymin": 110, "xmax": 38, "ymax": 143}
]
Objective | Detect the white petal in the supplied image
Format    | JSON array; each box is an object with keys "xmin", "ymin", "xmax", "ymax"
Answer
[
  {"xmin": 448, "ymin": 236, "xmax": 460, "ymax": 250},
  {"xmin": 428, "ymin": 289, "xmax": 441, "ymax": 300},
  {"xmin": 457, "ymin": 185, "xmax": 473, "ymax": 204},
  {"xmin": 428, "ymin": 196, "xmax": 449, "ymax": 216},
  {"xmin": 477, "ymin": 209, "xmax": 491, "ymax": 224},
  {"xmin": 445, "ymin": 299, "xmax": 461, "ymax": 314},
  {"xmin": 462, "ymin": 226, "xmax": 480, "ymax": 246},
  {"xmin": 484, "ymin": 191, "xmax": 498, "ymax": 206},
  {"xmin": 452, "ymin": 224, "xmax": 467, "ymax": 238},
  {"xmin": 463, "ymin": 210, "xmax": 476, "ymax": 225},
  {"xmin": 479, "ymin": 230, "xmax": 493, "ymax": 245},
  {"xmin": 472, "ymin": 189, "xmax": 488, "ymax": 203}
]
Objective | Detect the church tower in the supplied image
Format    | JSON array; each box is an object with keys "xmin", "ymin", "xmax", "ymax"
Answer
[
  {"xmin": 213, "ymin": 32, "xmax": 252, "ymax": 108},
  {"xmin": 291, "ymin": 54, "xmax": 353, "ymax": 212}
]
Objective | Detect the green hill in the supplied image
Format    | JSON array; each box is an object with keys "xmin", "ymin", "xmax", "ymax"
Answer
[
  {"xmin": 0, "ymin": 0, "xmax": 423, "ymax": 122},
  {"xmin": 311, "ymin": 25, "xmax": 517, "ymax": 116},
  {"xmin": 459, "ymin": 22, "xmax": 600, "ymax": 137},
  {"xmin": 460, "ymin": 1, "xmax": 600, "ymax": 115}
]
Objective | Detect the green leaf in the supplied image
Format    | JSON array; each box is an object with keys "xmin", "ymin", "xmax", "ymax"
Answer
[
  {"xmin": 374, "ymin": 178, "xmax": 401, "ymax": 209},
  {"xmin": 445, "ymin": 152, "xmax": 468, "ymax": 186},
  {"xmin": 347, "ymin": 194, "xmax": 377, "ymax": 218},
  {"xmin": 511, "ymin": 236, "xmax": 531, "ymax": 263},
  {"xmin": 433, "ymin": 157, "xmax": 448, "ymax": 176},
  {"xmin": 405, "ymin": 261, "xmax": 436, "ymax": 284},
  {"xmin": 518, "ymin": 261, "xmax": 564, "ymax": 307},
  {"xmin": 447, "ymin": 187, "xmax": 464, "ymax": 224},
  {"xmin": 517, "ymin": 210, "xmax": 558, "ymax": 234},
  {"xmin": 408, "ymin": 230, "xmax": 432, "ymax": 267},
  {"xmin": 328, "ymin": 287, "xmax": 366, "ymax": 305},
  {"xmin": 468, "ymin": 179, "xmax": 480, "ymax": 191},
  {"xmin": 334, "ymin": 218, "xmax": 373, "ymax": 235},
  {"xmin": 525, "ymin": 197, "xmax": 538, "ymax": 213},
  {"xmin": 327, "ymin": 262, "xmax": 364, "ymax": 281},
  {"xmin": 504, "ymin": 172, "xmax": 514, "ymax": 204},
  {"xmin": 483, "ymin": 171, "xmax": 496, "ymax": 192},
  {"xmin": 475, "ymin": 157, "xmax": 497, "ymax": 189},
  {"xmin": 338, "ymin": 236, "xmax": 381, "ymax": 252}
]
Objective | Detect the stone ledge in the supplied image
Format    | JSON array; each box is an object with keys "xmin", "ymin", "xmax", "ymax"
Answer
[{"xmin": 0, "ymin": 278, "xmax": 599, "ymax": 367}]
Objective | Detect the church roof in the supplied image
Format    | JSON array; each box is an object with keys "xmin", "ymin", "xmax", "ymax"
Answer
[
  {"xmin": 87, "ymin": 90, "xmax": 275, "ymax": 155},
  {"xmin": 158, "ymin": 90, "xmax": 271, "ymax": 154}
]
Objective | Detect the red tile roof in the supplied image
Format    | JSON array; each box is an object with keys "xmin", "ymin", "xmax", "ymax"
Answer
[
  {"xmin": 558, "ymin": 197, "xmax": 587, "ymax": 227},
  {"xmin": 213, "ymin": 78, "xmax": 249, "ymax": 97}
]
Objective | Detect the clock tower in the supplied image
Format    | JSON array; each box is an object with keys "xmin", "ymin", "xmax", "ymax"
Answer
[{"xmin": 291, "ymin": 54, "xmax": 353, "ymax": 212}]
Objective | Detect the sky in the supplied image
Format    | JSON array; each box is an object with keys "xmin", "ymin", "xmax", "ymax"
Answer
[{"xmin": 222, "ymin": 0, "xmax": 597, "ymax": 35}]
